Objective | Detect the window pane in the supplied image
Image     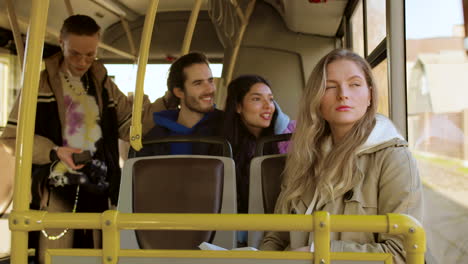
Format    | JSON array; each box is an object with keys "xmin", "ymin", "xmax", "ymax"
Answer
[
  {"xmin": 105, "ymin": 64, "xmax": 223, "ymax": 102},
  {"xmin": 366, "ymin": 0, "xmax": 386, "ymax": 54},
  {"xmin": 406, "ymin": 1, "xmax": 467, "ymax": 263},
  {"xmin": 372, "ymin": 58, "xmax": 388, "ymax": 116},
  {"xmin": 350, "ymin": 1, "xmax": 364, "ymax": 57},
  {"xmin": 0, "ymin": 62, "xmax": 7, "ymax": 127},
  {"xmin": 0, "ymin": 53, "xmax": 21, "ymax": 128}
]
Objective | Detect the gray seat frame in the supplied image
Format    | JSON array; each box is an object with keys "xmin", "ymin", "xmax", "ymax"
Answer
[{"xmin": 248, "ymin": 154, "xmax": 286, "ymax": 248}]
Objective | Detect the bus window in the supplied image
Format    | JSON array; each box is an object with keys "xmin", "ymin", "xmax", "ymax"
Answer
[
  {"xmin": 0, "ymin": 52, "xmax": 21, "ymax": 128},
  {"xmin": 366, "ymin": 0, "xmax": 386, "ymax": 55},
  {"xmin": 406, "ymin": 0, "xmax": 467, "ymax": 263},
  {"xmin": 372, "ymin": 58, "xmax": 389, "ymax": 116},
  {"xmin": 0, "ymin": 60, "xmax": 8, "ymax": 127},
  {"xmin": 351, "ymin": 0, "xmax": 365, "ymax": 57},
  {"xmin": 105, "ymin": 63, "xmax": 223, "ymax": 101}
]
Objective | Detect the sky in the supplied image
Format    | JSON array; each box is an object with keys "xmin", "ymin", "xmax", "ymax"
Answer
[{"xmin": 405, "ymin": 0, "xmax": 464, "ymax": 39}]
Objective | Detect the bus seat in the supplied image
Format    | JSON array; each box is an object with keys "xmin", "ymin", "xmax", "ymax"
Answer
[
  {"xmin": 255, "ymin": 133, "xmax": 292, "ymax": 156},
  {"xmin": 248, "ymin": 134, "xmax": 291, "ymax": 247},
  {"xmin": 248, "ymin": 154, "xmax": 286, "ymax": 248},
  {"xmin": 117, "ymin": 155, "xmax": 237, "ymax": 250},
  {"xmin": 129, "ymin": 135, "xmax": 233, "ymax": 158}
]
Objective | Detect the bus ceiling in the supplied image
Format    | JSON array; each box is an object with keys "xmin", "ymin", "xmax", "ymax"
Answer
[{"xmin": 0, "ymin": 0, "xmax": 349, "ymax": 63}]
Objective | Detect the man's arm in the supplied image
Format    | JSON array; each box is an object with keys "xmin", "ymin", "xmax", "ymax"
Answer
[{"xmin": 1, "ymin": 88, "xmax": 58, "ymax": 165}]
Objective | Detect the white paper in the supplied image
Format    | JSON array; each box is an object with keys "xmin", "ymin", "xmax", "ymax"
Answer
[
  {"xmin": 199, "ymin": 242, "xmax": 228, "ymax": 251},
  {"xmin": 199, "ymin": 242, "xmax": 258, "ymax": 251}
]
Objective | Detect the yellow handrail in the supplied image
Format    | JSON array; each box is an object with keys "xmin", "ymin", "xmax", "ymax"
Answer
[
  {"xmin": 224, "ymin": 0, "xmax": 256, "ymax": 86},
  {"xmin": 10, "ymin": 0, "xmax": 50, "ymax": 264},
  {"xmin": 180, "ymin": 0, "xmax": 203, "ymax": 55},
  {"xmin": 5, "ymin": 0, "xmax": 25, "ymax": 70},
  {"xmin": 64, "ymin": 0, "xmax": 74, "ymax": 16},
  {"xmin": 129, "ymin": 0, "xmax": 160, "ymax": 151},
  {"xmin": 10, "ymin": 210, "xmax": 426, "ymax": 264}
]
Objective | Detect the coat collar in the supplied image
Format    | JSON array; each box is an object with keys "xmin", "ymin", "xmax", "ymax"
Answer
[{"xmin": 357, "ymin": 114, "xmax": 407, "ymax": 155}]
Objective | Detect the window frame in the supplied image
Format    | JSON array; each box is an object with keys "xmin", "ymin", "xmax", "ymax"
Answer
[{"xmin": 338, "ymin": 0, "xmax": 388, "ymax": 110}]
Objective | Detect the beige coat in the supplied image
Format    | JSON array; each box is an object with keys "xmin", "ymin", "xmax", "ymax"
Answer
[
  {"xmin": 0, "ymin": 52, "xmax": 169, "ymax": 164},
  {"xmin": 261, "ymin": 115, "xmax": 423, "ymax": 264}
]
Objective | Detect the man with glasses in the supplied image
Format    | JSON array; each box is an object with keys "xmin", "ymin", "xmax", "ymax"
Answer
[{"xmin": 1, "ymin": 15, "xmax": 169, "ymax": 264}]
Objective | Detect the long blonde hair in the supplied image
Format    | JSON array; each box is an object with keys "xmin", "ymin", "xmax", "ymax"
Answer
[{"xmin": 277, "ymin": 49, "xmax": 378, "ymax": 213}]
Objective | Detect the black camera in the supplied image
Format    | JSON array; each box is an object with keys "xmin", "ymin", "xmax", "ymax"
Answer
[{"xmin": 72, "ymin": 150, "xmax": 92, "ymax": 165}]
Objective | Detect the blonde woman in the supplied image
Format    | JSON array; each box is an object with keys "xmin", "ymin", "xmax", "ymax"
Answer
[{"xmin": 260, "ymin": 49, "xmax": 423, "ymax": 264}]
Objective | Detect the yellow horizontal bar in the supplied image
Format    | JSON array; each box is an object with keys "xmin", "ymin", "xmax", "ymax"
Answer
[
  {"xmin": 41, "ymin": 213, "xmax": 101, "ymax": 230},
  {"xmin": 117, "ymin": 213, "xmax": 313, "ymax": 231},
  {"xmin": 9, "ymin": 210, "xmax": 106, "ymax": 232},
  {"xmin": 47, "ymin": 249, "xmax": 391, "ymax": 261},
  {"xmin": 332, "ymin": 252, "xmax": 392, "ymax": 261},
  {"xmin": 13, "ymin": 211, "xmax": 403, "ymax": 234},
  {"xmin": 332, "ymin": 215, "xmax": 388, "ymax": 233},
  {"xmin": 124, "ymin": 250, "xmax": 312, "ymax": 260}
]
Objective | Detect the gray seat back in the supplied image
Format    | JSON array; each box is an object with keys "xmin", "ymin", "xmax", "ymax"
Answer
[
  {"xmin": 118, "ymin": 155, "xmax": 237, "ymax": 250},
  {"xmin": 133, "ymin": 158, "xmax": 223, "ymax": 249}
]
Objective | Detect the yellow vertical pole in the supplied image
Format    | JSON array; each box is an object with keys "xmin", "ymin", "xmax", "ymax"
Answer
[
  {"xmin": 224, "ymin": 0, "xmax": 256, "ymax": 85},
  {"xmin": 64, "ymin": 0, "xmax": 74, "ymax": 16},
  {"xmin": 314, "ymin": 211, "xmax": 330, "ymax": 264},
  {"xmin": 102, "ymin": 210, "xmax": 120, "ymax": 264},
  {"xmin": 215, "ymin": 0, "xmax": 256, "ymax": 109},
  {"xmin": 180, "ymin": 0, "xmax": 203, "ymax": 55},
  {"xmin": 10, "ymin": 0, "xmax": 50, "ymax": 263},
  {"xmin": 129, "ymin": 0, "xmax": 160, "ymax": 151},
  {"xmin": 5, "ymin": 0, "xmax": 25, "ymax": 70}
]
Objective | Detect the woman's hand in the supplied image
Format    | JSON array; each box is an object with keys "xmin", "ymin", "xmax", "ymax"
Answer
[{"xmin": 56, "ymin": 146, "xmax": 85, "ymax": 170}]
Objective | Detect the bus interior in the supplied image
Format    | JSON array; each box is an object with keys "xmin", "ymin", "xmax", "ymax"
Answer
[{"xmin": 0, "ymin": 0, "xmax": 467, "ymax": 263}]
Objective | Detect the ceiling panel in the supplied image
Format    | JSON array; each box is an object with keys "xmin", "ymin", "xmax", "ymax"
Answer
[
  {"xmin": 263, "ymin": 0, "xmax": 348, "ymax": 36},
  {"xmin": 118, "ymin": 0, "xmax": 209, "ymax": 15}
]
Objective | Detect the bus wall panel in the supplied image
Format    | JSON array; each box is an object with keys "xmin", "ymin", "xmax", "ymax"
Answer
[
  {"xmin": 229, "ymin": 1, "xmax": 336, "ymax": 118},
  {"xmin": 233, "ymin": 47, "xmax": 302, "ymax": 119}
]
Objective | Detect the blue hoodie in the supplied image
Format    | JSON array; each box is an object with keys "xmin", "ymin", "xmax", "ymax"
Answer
[
  {"xmin": 155, "ymin": 110, "xmax": 206, "ymax": 154},
  {"xmin": 139, "ymin": 109, "xmax": 223, "ymax": 155}
]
